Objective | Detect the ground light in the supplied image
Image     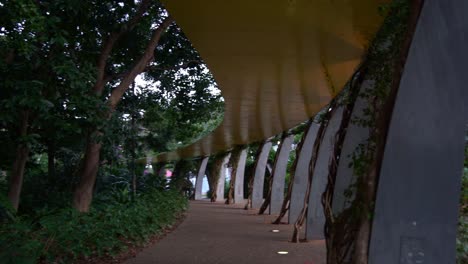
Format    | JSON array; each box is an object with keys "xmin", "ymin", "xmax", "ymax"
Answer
[
  {"xmin": 271, "ymin": 229, "xmax": 280, "ymax": 233},
  {"xmin": 277, "ymin": 251, "xmax": 289, "ymax": 255}
]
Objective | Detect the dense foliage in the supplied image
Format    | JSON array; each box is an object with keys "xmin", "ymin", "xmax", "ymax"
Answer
[
  {"xmin": 0, "ymin": 0, "xmax": 221, "ymax": 262},
  {"xmin": 0, "ymin": 0, "xmax": 224, "ymax": 210},
  {"xmin": 0, "ymin": 188, "xmax": 187, "ymax": 263}
]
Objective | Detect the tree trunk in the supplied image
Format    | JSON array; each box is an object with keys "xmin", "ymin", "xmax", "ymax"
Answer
[
  {"xmin": 225, "ymin": 170, "xmax": 236, "ymax": 204},
  {"xmin": 207, "ymin": 154, "xmax": 227, "ymax": 202},
  {"xmin": 73, "ymin": 133, "xmax": 102, "ymax": 212},
  {"xmin": 131, "ymin": 82, "xmax": 137, "ymax": 197},
  {"xmin": 8, "ymin": 110, "xmax": 30, "ymax": 211},
  {"xmin": 243, "ymin": 171, "xmax": 254, "ymax": 209},
  {"xmin": 258, "ymin": 173, "xmax": 273, "ymax": 214},
  {"xmin": 72, "ymin": 16, "xmax": 174, "ymax": 212}
]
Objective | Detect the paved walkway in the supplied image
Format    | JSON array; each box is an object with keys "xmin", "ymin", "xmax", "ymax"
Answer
[{"xmin": 126, "ymin": 200, "xmax": 326, "ymax": 264}]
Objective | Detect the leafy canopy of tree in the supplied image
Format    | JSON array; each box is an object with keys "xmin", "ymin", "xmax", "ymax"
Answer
[
  {"xmin": 0, "ymin": 0, "xmax": 224, "ymax": 211},
  {"xmin": 0, "ymin": 0, "xmax": 223, "ymax": 260}
]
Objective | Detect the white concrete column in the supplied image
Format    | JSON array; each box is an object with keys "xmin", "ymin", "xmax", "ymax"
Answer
[
  {"xmin": 270, "ymin": 135, "xmax": 294, "ymax": 214},
  {"xmin": 289, "ymin": 122, "xmax": 320, "ymax": 223},
  {"xmin": 306, "ymin": 107, "xmax": 344, "ymax": 240},
  {"xmin": 251, "ymin": 142, "xmax": 273, "ymax": 208},
  {"xmin": 215, "ymin": 153, "xmax": 231, "ymax": 202},
  {"xmin": 234, "ymin": 148, "xmax": 248, "ymax": 204},
  {"xmin": 332, "ymin": 81, "xmax": 373, "ymax": 214},
  {"xmin": 369, "ymin": 1, "xmax": 468, "ymax": 263},
  {"xmin": 194, "ymin": 157, "xmax": 209, "ymax": 200}
]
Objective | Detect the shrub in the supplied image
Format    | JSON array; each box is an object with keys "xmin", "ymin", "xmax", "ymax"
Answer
[{"xmin": 0, "ymin": 189, "xmax": 187, "ymax": 263}]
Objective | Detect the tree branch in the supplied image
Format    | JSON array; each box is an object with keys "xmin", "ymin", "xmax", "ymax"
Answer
[
  {"xmin": 108, "ymin": 16, "xmax": 174, "ymax": 110},
  {"xmin": 93, "ymin": 0, "xmax": 152, "ymax": 94}
]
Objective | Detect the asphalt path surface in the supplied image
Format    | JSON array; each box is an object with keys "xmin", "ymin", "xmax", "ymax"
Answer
[{"xmin": 126, "ymin": 200, "xmax": 326, "ymax": 264}]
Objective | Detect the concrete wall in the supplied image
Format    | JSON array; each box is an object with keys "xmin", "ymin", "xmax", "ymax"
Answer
[
  {"xmin": 289, "ymin": 123, "xmax": 320, "ymax": 223},
  {"xmin": 195, "ymin": 157, "xmax": 209, "ymax": 200},
  {"xmin": 306, "ymin": 107, "xmax": 344, "ymax": 240},
  {"xmin": 216, "ymin": 154, "xmax": 231, "ymax": 202},
  {"xmin": 368, "ymin": 1, "xmax": 468, "ymax": 263},
  {"xmin": 234, "ymin": 148, "xmax": 248, "ymax": 204},
  {"xmin": 332, "ymin": 82, "xmax": 373, "ymax": 214},
  {"xmin": 270, "ymin": 135, "xmax": 294, "ymax": 214},
  {"xmin": 252, "ymin": 142, "xmax": 273, "ymax": 208}
]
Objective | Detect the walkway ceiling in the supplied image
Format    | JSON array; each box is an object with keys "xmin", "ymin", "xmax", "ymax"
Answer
[{"xmin": 155, "ymin": 0, "xmax": 385, "ymax": 162}]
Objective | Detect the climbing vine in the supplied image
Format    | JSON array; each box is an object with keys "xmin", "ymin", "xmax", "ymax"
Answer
[
  {"xmin": 291, "ymin": 99, "xmax": 337, "ymax": 243},
  {"xmin": 272, "ymin": 120, "xmax": 312, "ymax": 224},
  {"xmin": 322, "ymin": 66, "xmax": 365, "ymax": 263},
  {"xmin": 259, "ymin": 133, "xmax": 288, "ymax": 214},
  {"xmin": 320, "ymin": 0, "xmax": 423, "ymax": 263},
  {"xmin": 244, "ymin": 140, "xmax": 267, "ymax": 209}
]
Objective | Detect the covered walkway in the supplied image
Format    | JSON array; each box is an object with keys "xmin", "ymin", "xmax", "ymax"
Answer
[{"xmin": 126, "ymin": 200, "xmax": 325, "ymax": 264}]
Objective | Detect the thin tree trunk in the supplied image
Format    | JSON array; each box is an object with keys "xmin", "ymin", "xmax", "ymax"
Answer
[
  {"xmin": 244, "ymin": 171, "xmax": 254, "ymax": 209},
  {"xmin": 8, "ymin": 110, "xmax": 30, "ymax": 211},
  {"xmin": 352, "ymin": 2, "xmax": 423, "ymax": 263},
  {"xmin": 259, "ymin": 133, "xmax": 287, "ymax": 214},
  {"xmin": 131, "ymin": 153, "xmax": 136, "ymax": 197},
  {"xmin": 258, "ymin": 173, "xmax": 273, "ymax": 214},
  {"xmin": 225, "ymin": 170, "xmax": 236, "ymax": 204},
  {"xmin": 272, "ymin": 120, "xmax": 312, "ymax": 224},
  {"xmin": 131, "ymin": 82, "xmax": 137, "ymax": 197},
  {"xmin": 322, "ymin": 68, "xmax": 364, "ymax": 264},
  {"xmin": 292, "ymin": 102, "xmax": 336, "ymax": 243},
  {"xmin": 207, "ymin": 154, "xmax": 227, "ymax": 202}
]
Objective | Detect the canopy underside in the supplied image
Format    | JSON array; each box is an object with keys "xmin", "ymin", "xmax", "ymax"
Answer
[{"xmin": 155, "ymin": 0, "xmax": 385, "ymax": 162}]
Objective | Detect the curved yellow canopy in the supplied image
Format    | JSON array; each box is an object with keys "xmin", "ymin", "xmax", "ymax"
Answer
[{"xmin": 155, "ymin": 0, "xmax": 385, "ymax": 162}]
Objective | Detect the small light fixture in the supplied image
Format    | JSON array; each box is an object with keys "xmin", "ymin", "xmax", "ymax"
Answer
[
  {"xmin": 277, "ymin": 251, "xmax": 289, "ymax": 255},
  {"xmin": 271, "ymin": 229, "xmax": 280, "ymax": 233}
]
